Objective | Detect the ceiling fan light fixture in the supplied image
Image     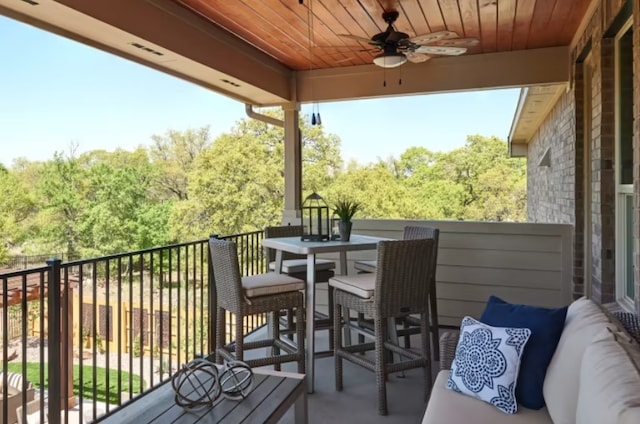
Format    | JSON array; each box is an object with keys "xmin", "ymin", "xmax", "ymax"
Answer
[{"xmin": 373, "ymin": 52, "xmax": 407, "ymax": 68}]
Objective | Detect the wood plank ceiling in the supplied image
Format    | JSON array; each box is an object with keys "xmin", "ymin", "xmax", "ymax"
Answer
[{"xmin": 176, "ymin": 0, "xmax": 592, "ymax": 71}]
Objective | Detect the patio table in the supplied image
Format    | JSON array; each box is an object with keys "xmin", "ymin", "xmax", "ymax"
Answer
[{"xmin": 262, "ymin": 234, "xmax": 388, "ymax": 393}]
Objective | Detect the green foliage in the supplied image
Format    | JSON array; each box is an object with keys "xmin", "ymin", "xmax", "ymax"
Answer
[
  {"xmin": 301, "ymin": 121, "xmax": 343, "ymax": 192},
  {"xmin": 35, "ymin": 151, "xmax": 86, "ymax": 259},
  {"xmin": 325, "ymin": 163, "xmax": 413, "ymax": 219},
  {"xmin": 170, "ymin": 111, "xmax": 343, "ymax": 238},
  {"xmin": 149, "ymin": 127, "xmax": 212, "ymax": 201},
  {"xmin": 94, "ymin": 334, "xmax": 106, "ymax": 354},
  {"xmin": 132, "ymin": 334, "xmax": 143, "ymax": 357},
  {"xmin": 6, "ymin": 362, "xmax": 145, "ymax": 404},
  {"xmin": 0, "ymin": 121, "xmax": 526, "ymax": 261},
  {"xmin": 0, "ymin": 167, "xmax": 31, "ymax": 263},
  {"xmin": 13, "ymin": 147, "xmax": 173, "ymax": 259},
  {"xmin": 331, "ymin": 199, "xmax": 360, "ymax": 222}
]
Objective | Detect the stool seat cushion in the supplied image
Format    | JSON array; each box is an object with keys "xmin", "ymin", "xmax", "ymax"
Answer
[
  {"xmin": 354, "ymin": 260, "xmax": 377, "ymax": 273},
  {"xmin": 268, "ymin": 258, "xmax": 335, "ymax": 274},
  {"xmin": 242, "ymin": 273, "xmax": 305, "ymax": 298},
  {"xmin": 329, "ymin": 274, "xmax": 375, "ymax": 299}
]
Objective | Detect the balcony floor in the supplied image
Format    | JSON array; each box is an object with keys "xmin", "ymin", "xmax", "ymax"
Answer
[{"xmin": 247, "ymin": 324, "xmax": 441, "ymax": 424}]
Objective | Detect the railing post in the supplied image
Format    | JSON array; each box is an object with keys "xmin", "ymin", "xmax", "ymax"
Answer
[
  {"xmin": 207, "ymin": 235, "xmax": 218, "ymax": 356},
  {"xmin": 47, "ymin": 258, "xmax": 62, "ymax": 424}
]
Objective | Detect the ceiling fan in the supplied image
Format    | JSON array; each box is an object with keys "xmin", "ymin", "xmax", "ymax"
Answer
[{"xmin": 338, "ymin": 11, "xmax": 479, "ymax": 68}]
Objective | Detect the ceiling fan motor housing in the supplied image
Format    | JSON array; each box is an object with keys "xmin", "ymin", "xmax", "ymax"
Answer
[
  {"xmin": 382, "ymin": 11, "xmax": 399, "ymax": 24},
  {"xmin": 372, "ymin": 11, "xmax": 409, "ymax": 46}
]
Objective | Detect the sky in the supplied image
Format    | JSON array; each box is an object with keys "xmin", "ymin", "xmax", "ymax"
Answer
[{"xmin": 0, "ymin": 15, "xmax": 520, "ymax": 168}]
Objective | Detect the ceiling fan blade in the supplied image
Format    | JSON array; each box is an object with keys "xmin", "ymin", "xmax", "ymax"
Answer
[
  {"xmin": 414, "ymin": 46, "xmax": 467, "ymax": 55},
  {"xmin": 434, "ymin": 38, "xmax": 480, "ymax": 47},
  {"xmin": 404, "ymin": 51, "xmax": 432, "ymax": 63},
  {"xmin": 410, "ymin": 31, "xmax": 458, "ymax": 45},
  {"xmin": 337, "ymin": 34, "xmax": 373, "ymax": 44}
]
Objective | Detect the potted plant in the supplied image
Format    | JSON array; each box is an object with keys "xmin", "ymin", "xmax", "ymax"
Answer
[{"xmin": 332, "ymin": 199, "xmax": 360, "ymax": 241}]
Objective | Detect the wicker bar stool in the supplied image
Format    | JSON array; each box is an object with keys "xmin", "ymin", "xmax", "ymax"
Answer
[
  {"xmin": 353, "ymin": 225, "xmax": 440, "ymax": 357},
  {"xmin": 264, "ymin": 225, "xmax": 336, "ymax": 344},
  {"xmin": 331, "ymin": 238, "xmax": 435, "ymax": 415},
  {"xmin": 209, "ymin": 237, "xmax": 305, "ymax": 373}
]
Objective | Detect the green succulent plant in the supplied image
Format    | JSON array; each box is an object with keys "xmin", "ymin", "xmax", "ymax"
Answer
[{"xmin": 332, "ymin": 199, "xmax": 360, "ymax": 222}]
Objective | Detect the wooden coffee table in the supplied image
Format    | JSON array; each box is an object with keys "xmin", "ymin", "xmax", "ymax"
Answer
[{"xmin": 101, "ymin": 369, "xmax": 307, "ymax": 423}]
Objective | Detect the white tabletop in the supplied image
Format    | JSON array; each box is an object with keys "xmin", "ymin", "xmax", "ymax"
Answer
[{"xmin": 262, "ymin": 234, "xmax": 386, "ymax": 254}]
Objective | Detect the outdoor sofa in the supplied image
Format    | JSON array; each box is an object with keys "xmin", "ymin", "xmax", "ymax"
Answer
[{"xmin": 422, "ymin": 297, "xmax": 640, "ymax": 424}]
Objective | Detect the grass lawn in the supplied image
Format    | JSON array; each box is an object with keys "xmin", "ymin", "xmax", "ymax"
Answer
[{"xmin": 6, "ymin": 363, "xmax": 145, "ymax": 404}]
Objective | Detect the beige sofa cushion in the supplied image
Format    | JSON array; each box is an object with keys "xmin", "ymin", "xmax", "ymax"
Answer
[
  {"xmin": 575, "ymin": 329, "xmax": 640, "ymax": 424},
  {"xmin": 542, "ymin": 297, "xmax": 612, "ymax": 424},
  {"xmin": 422, "ymin": 371, "xmax": 552, "ymax": 424}
]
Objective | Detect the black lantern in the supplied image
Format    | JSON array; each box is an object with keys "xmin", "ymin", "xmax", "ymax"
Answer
[{"xmin": 300, "ymin": 192, "xmax": 330, "ymax": 241}]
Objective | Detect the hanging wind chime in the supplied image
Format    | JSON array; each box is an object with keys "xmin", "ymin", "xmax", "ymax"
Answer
[
  {"xmin": 311, "ymin": 103, "xmax": 321, "ymax": 125},
  {"xmin": 303, "ymin": 0, "xmax": 321, "ymax": 126}
]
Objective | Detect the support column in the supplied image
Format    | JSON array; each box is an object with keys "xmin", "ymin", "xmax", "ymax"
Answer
[{"xmin": 282, "ymin": 103, "xmax": 302, "ymax": 225}]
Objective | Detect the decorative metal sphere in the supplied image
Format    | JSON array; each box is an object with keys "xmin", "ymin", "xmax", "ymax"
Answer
[
  {"xmin": 219, "ymin": 361, "xmax": 254, "ymax": 400},
  {"xmin": 171, "ymin": 358, "xmax": 221, "ymax": 409}
]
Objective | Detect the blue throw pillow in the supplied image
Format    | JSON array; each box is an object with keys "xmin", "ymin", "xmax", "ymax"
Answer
[{"xmin": 480, "ymin": 296, "xmax": 568, "ymax": 410}]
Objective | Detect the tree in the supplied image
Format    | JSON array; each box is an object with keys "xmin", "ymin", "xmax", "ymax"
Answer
[
  {"xmin": 1, "ymin": 122, "xmax": 526, "ymax": 263},
  {"xmin": 396, "ymin": 147, "xmax": 438, "ymax": 178},
  {"xmin": 325, "ymin": 162, "xmax": 413, "ymax": 219},
  {"xmin": 400, "ymin": 135, "xmax": 526, "ymax": 221},
  {"xmin": 302, "ymin": 119, "xmax": 343, "ymax": 193},
  {"xmin": 171, "ymin": 124, "xmax": 284, "ymax": 238},
  {"xmin": 170, "ymin": 112, "xmax": 343, "ymax": 239},
  {"xmin": 35, "ymin": 151, "xmax": 86, "ymax": 259},
  {"xmin": 0, "ymin": 165, "xmax": 37, "ymax": 263},
  {"xmin": 28, "ymin": 148, "xmax": 172, "ymax": 259},
  {"xmin": 78, "ymin": 160, "xmax": 167, "ymax": 257},
  {"xmin": 149, "ymin": 127, "xmax": 212, "ymax": 201}
]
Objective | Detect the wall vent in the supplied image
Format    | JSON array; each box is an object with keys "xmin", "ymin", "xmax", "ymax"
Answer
[
  {"xmin": 221, "ymin": 79, "xmax": 241, "ymax": 87},
  {"xmin": 130, "ymin": 42, "xmax": 164, "ymax": 56},
  {"xmin": 538, "ymin": 147, "xmax": 551, "ymax": 167}
]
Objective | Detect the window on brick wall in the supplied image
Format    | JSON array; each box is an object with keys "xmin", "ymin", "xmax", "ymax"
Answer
[{"xmin": 615, "ymin": 20, "xmax": 635, "ymax": 308}]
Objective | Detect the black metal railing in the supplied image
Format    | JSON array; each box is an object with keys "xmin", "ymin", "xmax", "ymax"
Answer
[
  {"xmin": 0, "ymin": 230, "xmax": 266, "ymax": 424},
  {"xmin": 2, "ymin": 253, "xmax": 65, "ymax": 270}
]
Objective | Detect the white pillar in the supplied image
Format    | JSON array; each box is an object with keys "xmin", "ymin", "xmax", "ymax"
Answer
[{"xmin": 282, "ymin": 103, "xmax": 302, "ymax": 225}]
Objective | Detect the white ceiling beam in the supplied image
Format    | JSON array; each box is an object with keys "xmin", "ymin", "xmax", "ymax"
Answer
[
  {"xmin": 44, "ymin": 0, "xmax": 293, "ymax": 104},
  {"xmin": 295, "ymin": 46, "xmax": 569, "ymax": 102}
]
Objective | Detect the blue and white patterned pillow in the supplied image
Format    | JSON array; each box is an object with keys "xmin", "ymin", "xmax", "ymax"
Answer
[{"xmin": 447, "ymin": 316, "xmax": 531, "ymax": 414}]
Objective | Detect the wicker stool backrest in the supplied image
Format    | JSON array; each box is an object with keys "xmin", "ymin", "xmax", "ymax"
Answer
[
  {"xmin": 209, "ymin": 238, "xmax": 244, "ymax": 311},
  {"xmin": 264, "ymin": 225, "xmax": 305, "ymax": 262},
  {"xmin": 374, "ymin": 238, "xmax": 435, "ymax": 318},
  {"xmin": 403, "ymin": 225, "xmax": 440, "ymax": 287}
]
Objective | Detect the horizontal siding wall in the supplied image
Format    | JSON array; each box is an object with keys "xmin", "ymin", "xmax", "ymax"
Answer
[{"xmin": 318, "ymin": 219, "xmax": 574, "ymax": 327}]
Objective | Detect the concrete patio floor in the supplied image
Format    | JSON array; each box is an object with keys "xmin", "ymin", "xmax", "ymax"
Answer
[{"xmin": 247, "ymin": 323, "xmax": 442, "ymax": 424}]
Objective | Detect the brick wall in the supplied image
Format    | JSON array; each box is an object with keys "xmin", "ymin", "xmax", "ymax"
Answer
[
  {"xmin": 526, "ymin": 0, "xmax": 638, "ymax": 311},
  {"xmin": 526, "ymin": 93, "xmax": 576, "ymax": 226}
]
